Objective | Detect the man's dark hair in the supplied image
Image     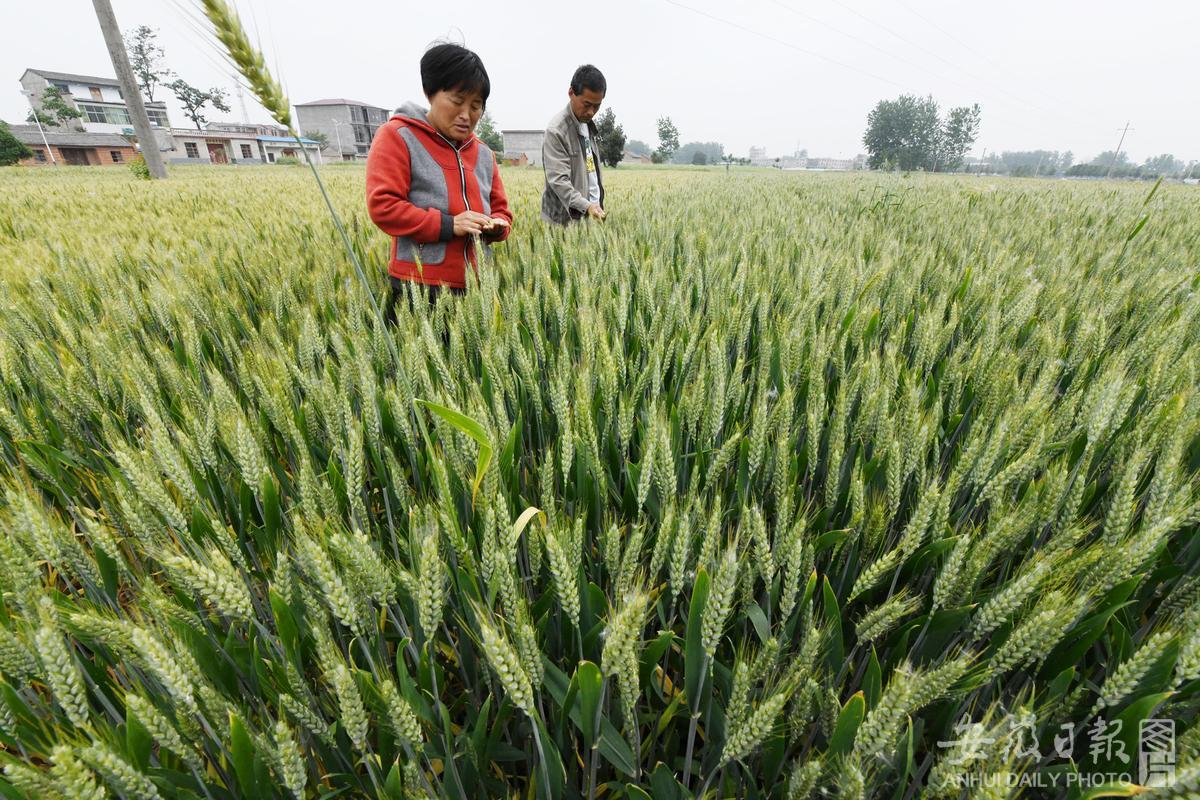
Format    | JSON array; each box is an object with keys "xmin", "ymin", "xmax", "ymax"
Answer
[
  {"xmin": 570, "ymin": 65, "xmax": 606, "ymax": 97},
  {"xmin": 421, "ymin": 43, "xmax": 491, "ymax": 105}
]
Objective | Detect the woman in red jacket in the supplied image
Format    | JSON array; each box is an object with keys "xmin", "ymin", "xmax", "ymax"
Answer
[{"xmin": 366, "ymin": 43, "xmax": 512, "ymax": 322}]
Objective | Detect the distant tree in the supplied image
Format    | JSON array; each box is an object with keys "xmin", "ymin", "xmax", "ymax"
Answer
[
  {"xmin": 936, "ymin": 103, "xmax": 981, "ymax": 171},
  {"xmin": 303, "ymin": 130, "xmax": 329, "ymax": 149},
  {"xmin": 650, "ymin": 151, "xmax": 666, "ymax": 164},
  {"xmin": 672, "ymin": 141, "xmax": 724, "ymax": 165},
  {"xmin": 124, "ymin": 25, "xmax": 171, "ymax": 102},
  {"xmin": 0, "ymin": 122, "xmax": 33, "ymax": 165},
  {"xmin": 168, "ymin": 79, "xmax": 230, "ymax": 130},
  {"xmin": 863, "ymin": 94, "xmax": 979, "ymax": 172},
  {"xmin": 692, "ymin": 152, "xmax": 707, "ymax": 165},
  {"xmin": 1061, "ymin": 151, "xmax": 1074, "ymax": 171},
  {"xmin": 475, "ymin": 111, "xmax": 504, "ymax": 153},
  {"xmin": 626, "ymin": 139, "xmax": 651, "ymax": 156},
  {"xmin": 655, "ymin": 117, "xmax": 680, "ymax": 162},
  {"xmin": 593, "ymin": 108, "xmax": 626, "ymax": 168},
  {"xmin": 1143, "ymin": 153, "xmax": 1184, "ymax": 177},
  {"xmin": 1000, "ymin": 150, "xmax": 1062, "ymax": 177},
  {"xmin": 27, "ymin": 87, "xmax": 82, "ymax": 128},
  {"xmin": 1090, "ymin": 150, "xmax": 1130, "ymax": 168}
]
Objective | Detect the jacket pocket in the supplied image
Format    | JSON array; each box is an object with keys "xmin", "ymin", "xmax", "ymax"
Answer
[{"xmin": 396, "ymin": 237, "xmax": 447, "ymax": 266}]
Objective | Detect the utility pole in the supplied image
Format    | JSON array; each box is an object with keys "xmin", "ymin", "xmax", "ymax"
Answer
[
  {"xmin": 92, "ymin": 0, "xmax": 166, "ymax": 179},
  {"xmin": 1106, "ymin": 121, "xmax": 1132, "ymax": 180}
]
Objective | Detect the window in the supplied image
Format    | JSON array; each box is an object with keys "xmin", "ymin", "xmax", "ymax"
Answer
[
  {"xmin": 240, "ymin": 144, "xmax": 253, "ymax": 159},
  {"xmin": 77, "ymin": 103, "xmax": 132, "ymax": 126},
  {"xmin": 185, "ymin": 142, "xmax": 199, "ymax": 158},
  {"xmin": 33, "ymin": 149, "xmax": 46, "ymax": 162},
  {"xmin": 268, "ymin": 153, "xmax": 275, "ymax": 163},
  {"xmin": 89, "ymin": 86, "xmax": 103, "ymax": 101},
  {"xmin": 51, "ymin": 82, "xmax": 70, "ymax": 93},
  {"xmin": 146, "ymin": 109, "xmax": 168, "ymax": 127},
  {"xmin": 110, "ymin": 150, "xmax": 123, "ymax": 163}
]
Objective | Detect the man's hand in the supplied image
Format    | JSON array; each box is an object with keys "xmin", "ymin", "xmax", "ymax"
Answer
[
  {"xmin": 453, "ymin": 211, "xmax": 494, "ymax": 236},
  {"xmin": 587, "ymin": 203, "xmax": 606, "ymax": 221}
]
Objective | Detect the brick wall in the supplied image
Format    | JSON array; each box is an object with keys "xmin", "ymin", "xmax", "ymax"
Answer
[{"xmin": 19, "ymin": 144, "xmax": 137, "ymax": 167}]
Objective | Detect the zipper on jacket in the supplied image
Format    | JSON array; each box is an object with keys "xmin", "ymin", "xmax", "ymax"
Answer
[{"xmin": 436, "ymin": 131, "xmax": 474, "ymax": 263}]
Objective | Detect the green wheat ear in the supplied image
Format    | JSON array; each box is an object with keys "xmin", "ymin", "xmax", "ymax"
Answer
[{"xmin": 200, "ymin": 0, "xmax": 293, "ymax": 129}]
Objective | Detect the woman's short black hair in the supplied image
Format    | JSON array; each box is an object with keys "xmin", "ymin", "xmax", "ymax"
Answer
[
  {"xmin": 421, "ymin": 43, "xmax": 491, "ymax": 104},
  {"xmin": 570, "ymin": 64, "xmax": 606, "ymax": 96}
]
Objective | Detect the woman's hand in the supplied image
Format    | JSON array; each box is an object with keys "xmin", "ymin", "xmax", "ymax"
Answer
[{"xmin": 453, "ymin": 211, "xmax": 494, "ymax": 236}]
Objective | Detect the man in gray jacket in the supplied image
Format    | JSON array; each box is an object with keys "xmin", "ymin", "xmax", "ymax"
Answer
[{"xmin": 541, "ymin": 65, "xmax": 607, "ymax": 225}]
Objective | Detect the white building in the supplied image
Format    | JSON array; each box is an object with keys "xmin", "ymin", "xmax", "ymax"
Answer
[
  {"xmin": 165, "ymin": 127, "xmax": 321, "ymax": 164},
  {"xmin": 20, "ymin": 68, "xmax": 170, "ymax": 134},
  {"xmin": 166, "ymin": 128, "xmax": 262, "ymax": 164},
  {"xmin": 501, "ymin": 130, "xmax": 545, "ymax": 166},
  {"xmin": 255, "ymin": 135, "xmax": 322, "ymax": 163}
]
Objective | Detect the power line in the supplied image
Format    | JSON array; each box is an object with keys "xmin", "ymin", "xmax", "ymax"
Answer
[
  {"xmin": 661, "ymin": 0, "xmax": 913, "ymax": 93},
  {"xmin": 768, "ymin": 0, "xmax": 1066, "ymax": 121}
]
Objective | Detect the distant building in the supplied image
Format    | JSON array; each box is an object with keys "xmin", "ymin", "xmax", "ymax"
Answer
[
  {"xmin": 500, "ymin": 152, "xmax": 529, "ymax": 167},
  {"xmin": 9, "ymin": 124, "xmax": 135, "ymax": 167},
  {"xmin": 501, "ymin": 130, "xmax": 545, "ymax": 166},
  {"xmin": 20, "ymin": 68, "xmax": 170, "ymax": 133},
  {"xmin": 806, "ymin": 157, "xmax": 856, "ymax": 171},
  {"xmin": 166, "ymin": 127, "xmax": 320, "ymax": 164},
  {"xmin": 207, "ymin": 121, "xmax": 289, "ymax": 137},
  {"xmin": 255, "ymin": 135, "xmax": 323, "ymax": 163},
  {"xmin": 621, "ymin": 150, "xmax": 653, "ymax": 164},
  {"xmin": 748, "ymin": 145, "xmax": 767, "ymax": 160},
  {"xmin": 166, "ymin": 128, "xmax": 262, "ymax": 164},
  {"xmin": 295, "ymin": 99, "xmax": 390, "ymax": 160}
]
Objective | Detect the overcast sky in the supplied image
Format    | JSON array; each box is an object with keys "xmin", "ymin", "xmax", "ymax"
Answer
[{"xmin": 3, "ymin": 0, "xmax": 1197, "ymax": 163}]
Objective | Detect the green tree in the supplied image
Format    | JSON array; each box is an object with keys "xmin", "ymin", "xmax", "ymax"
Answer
[
  {"xmin": 124, "ymin": 25, "xmax": 172, "ymax": 102},
  {"xmin": 936, "ymin": 103, "xmax": 981, "ymax": 171},
  {"xmin": 168, "ymin": 79, "xmax": 231, "ymax": 130},
  {"xmin": 626, "ymin": 139, "xmax": 651, "ymax": 156},
  {"xmin": 27, "ymin": 87, "xmax": 83, "ymax": 128},
  {"xmin": 0, "ymin": 122, "xmax": 33, "ymax": 165},
  {"xmin": 1143, "ymin": 153, "xmax": 1183, "ymax": 177},
  {"xmin": 593, "ymin": 108, "xmax": 626, "ymax": 168},
  {"xmin": 656, "ymin": 116, "xmax": 680, "ymax": 162},
  {"xmin": 1091, "ymin": 150, "xmax": 1130, "ymax": 168},
  {"xmin": 475, "ymin": 111, "xmax": 504, "ymax": 153},
  {"xmin": 692, "ymin": 151, "xmax": 707, "ymax": 165},
  {"xmin": 863, "ymin": 94, "xmax": 980, "ymax": 172},
  {"xmin": 673, "ymin": 141, "xmax": 724, "ymax": 165},
  {"xmin": 303, "ymin": 130, "xmax": 329, "ymax": 149}
]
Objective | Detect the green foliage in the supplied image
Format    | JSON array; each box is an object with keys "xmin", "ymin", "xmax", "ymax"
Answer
[
  {"xmin": 863, "ymin": 94, "xmax": 981, "ymax": 172},
  {"xmin": 302, "ymin": 130, "xmax": 329, "ymax": 149},
  {"xmin": 0, "ymin": 164, "xmax": 1197, "ymax": 798},
  {"xmin": 27, "ymin": 86, "xmax": 82, "ymax": 128},
  {"xmin": 128, "ymin": 153, "xmax": 151, "ymax": 180},
  {"xmin": 0, "ymin": 121, "xmax": 33, "ymax": 165},
  {"xmin": 655, "ymin": 116, "xmax": 680, "ymax": 162},
  {"xmin": 167, "ymin": 78, "xmax": 231, "ymax": 130},
  {"xmin": 593, "ymin": 108, "xmax": 626, "ymax": 168},
  {"xmin": 124, "ymin": 25, "xmax": 172, "ymax": 103},
  {"xmin": 672, "ymin": 141, "xmax": 724, "ymax": 166},
  {"xmin": 475, "ymin": 110, "xmax": 503, "ymax": 154}
]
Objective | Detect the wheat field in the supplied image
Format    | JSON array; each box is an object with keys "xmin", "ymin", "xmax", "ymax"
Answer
[{"xmin": 0, "ymin": 164, "xmax": 1198, "ymax": 799}]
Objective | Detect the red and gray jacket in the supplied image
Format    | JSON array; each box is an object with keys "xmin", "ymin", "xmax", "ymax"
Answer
[{"xmin": 366, "ymin": 102, "xmax": 512, "ymax": 289}]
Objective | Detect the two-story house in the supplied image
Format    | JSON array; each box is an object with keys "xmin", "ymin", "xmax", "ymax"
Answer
[{"xmin": 20, "ymin": 68, "xmax": 171, "ymax": 134}]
